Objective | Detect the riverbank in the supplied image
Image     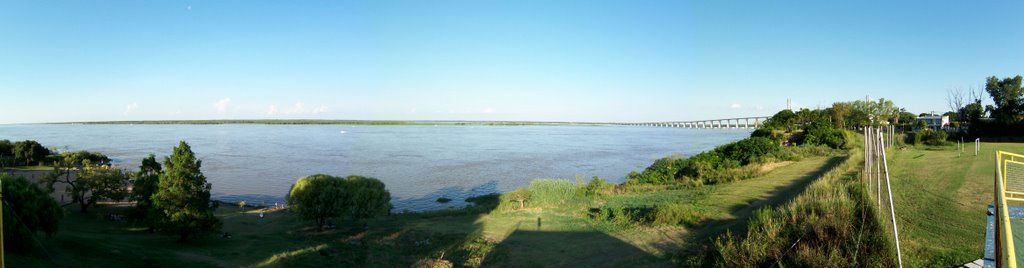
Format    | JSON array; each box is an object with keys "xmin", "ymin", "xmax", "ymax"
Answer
[
  {"xmin": 7, "ymin": 154, "xmax": 843, "ymax": 267},
  {"xmin": 2, "ymin": 124, "xmax": 751, "ymax": 211}
]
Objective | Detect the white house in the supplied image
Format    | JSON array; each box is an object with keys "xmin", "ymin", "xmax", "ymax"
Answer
[{"xmin": 916, "ymin": 115, "xmax": 949, "ymax": 129}]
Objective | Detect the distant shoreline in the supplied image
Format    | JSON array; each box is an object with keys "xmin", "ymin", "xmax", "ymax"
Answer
[{"xmin": 50, "ymin": 119, "xmax": 616, "ymax": 126}]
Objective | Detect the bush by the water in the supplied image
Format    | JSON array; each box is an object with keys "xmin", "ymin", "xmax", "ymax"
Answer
[
  {"xmin": 626, "ymin": 137, "xmax": 782, "ymax": 186},
  {"xmin": 578, "ymin": 176, "xmax": 609, "ymax": 197},
  {"xmin": 287, "ymin": 174, "xmax": 392, "ymax": 230},
  {"xmin": 716, "ymin": 137, "xmax": 781, "ymax": 165}
]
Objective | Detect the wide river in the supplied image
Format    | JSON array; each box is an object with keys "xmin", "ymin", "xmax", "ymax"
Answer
[{"xmin": 0, "ymin": 124, "xmax": 750, "ymax": 211}]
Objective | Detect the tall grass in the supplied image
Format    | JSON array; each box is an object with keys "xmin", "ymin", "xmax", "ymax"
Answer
[
  {"xmin": 495, "ymin": 179, "xmax": 578, "ymax": 211},
  {"xmin": 701, "ymin": 149, "xmax": 898, "ymax": 267},
  {"xmin": 527, "ymin": 179, "xmax": 576, "ymax": 206}
]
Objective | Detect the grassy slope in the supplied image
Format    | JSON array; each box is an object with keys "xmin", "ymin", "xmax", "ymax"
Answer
[
  {"xmin": 886, "ymin": 142, "xmax": 1024, "ymax": 266},
  {"xmin": 697, "ymin": 157, "xmax": 843, "ymax": 238},
  {"xmin": 7, "ymin": 157, "xmax": 839, "ymax": 267}
]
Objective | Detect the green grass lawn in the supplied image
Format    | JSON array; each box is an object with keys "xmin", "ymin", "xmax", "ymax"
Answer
[
  {"xmin": 885, "ymin": 142, "xmax": 1024, "ymax": 266},
  {"xmin": 7, "ymin": 156, "xmax": 842, "ymax": 267}
]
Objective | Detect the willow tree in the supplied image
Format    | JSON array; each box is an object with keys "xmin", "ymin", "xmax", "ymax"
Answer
[
  {"xmin": 152, "ymin": 141, "xmax": 221, "ymax": 241},
  {"xmin": 288, "ymin": 174, "xmax": 391, "ymax": 231},
  {"xmin": 288, "ymin": 174, "xmax": 348, "ymax": 231}
]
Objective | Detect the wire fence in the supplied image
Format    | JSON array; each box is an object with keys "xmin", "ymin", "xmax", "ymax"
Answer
[{"xmin": 863, "ymin": 125, "xmax": 903, "ymax": 267}]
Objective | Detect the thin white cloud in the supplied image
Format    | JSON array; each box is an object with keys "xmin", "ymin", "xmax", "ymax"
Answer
[
  {"xmin": 312, "ymin": 105, "xmax": 328, "ymax": 114},
  {"xmin": 730, "ymin": 103, "xmax": 742, "ymax": 109},
  {"xmin": 124, "ymin": 103, "xmax": 139, "ymax": 115},
  {"xmin": 289, "ymin": 102, "xmax": 306, "ymax": 114},
  {"xmin": 267, "ymin": 105, "xmax": 279, "ymax": 115},
  {"xmin": 280, "ymin": 101, "xmax": 329, "ymax": 115},
  {"xmin": 483, "ymin": 107, "xmax": 494, "ymax": 114},
  {"xmin": 213, "ymin": 98, "xmax": 232, "ymax": 113}
]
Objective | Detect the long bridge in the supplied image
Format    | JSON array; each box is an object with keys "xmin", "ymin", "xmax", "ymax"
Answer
[{"xmin": 620, "ymin": 116, "xmax": 771, "ymax": 129}]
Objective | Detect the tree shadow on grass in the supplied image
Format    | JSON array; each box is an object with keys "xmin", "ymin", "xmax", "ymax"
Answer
[
  {"xmin": 483, "ymin": 229, "xmax": 670, "ymax": 267},
  {"xmin": 678, "ymin": 156, "xmax": 846, "ymax": 255}
]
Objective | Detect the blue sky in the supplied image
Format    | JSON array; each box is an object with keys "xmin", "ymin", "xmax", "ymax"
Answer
[{"xmin": 2, "ymin": 1, "xmax": 1022, "ymax": 124}]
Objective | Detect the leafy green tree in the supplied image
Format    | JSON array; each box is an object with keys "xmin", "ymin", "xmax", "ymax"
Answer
[
  {"xmin": 848, "ymin": 98, "xmax": 897, "ymax": 127},
  {"xmin": 961, "ymin": 100, "xmax": 985, "ymax": 124},
  {"xmin": 42, "ymin": 151, "xmax": 128, "ymax": 212},
  {"xmin": 985, "ymin": 75, "xmax": 1024, "ymax": 124},
  {"xmin": 152, "ymin": 141, "xmax": 221, "ymax": 241},
  {"xmin": 344, "ymin": 175, "xmax": 392, "ymax": 219},
  {"xmin": 288, "ymin": 174, "xmax": 348, "ymax": 231},
  {"xmin": 2, "ymin": 174, "xmax": 63, "ymax": 253},
  {"xmin": 897, "ymin": 110, "xmax": 917, "ymax": 129},
  {"xmin": 287, "ymin": 174, "xmax": 392, "ymax": 230},
  {"xmin": 78, "ymin": 164, "xmax": 130, "ymax": 211},
  {"xmin": 12, "ymin": 140, "xmax": 51, "ymax": 166},
  {"xmin": 915, "ymin": 119, "xmax": 929, "ymax": 130},
  {"xmin": 830, "ymin": 102, "xmax": 852, "ymax": 129},
  {"xmin": 803, "ymin": 122, "xmax": 846, "ymax": 149},
  {"xmin": 129, "ymin": 154, "xmax": 162, "ymax": 224}
]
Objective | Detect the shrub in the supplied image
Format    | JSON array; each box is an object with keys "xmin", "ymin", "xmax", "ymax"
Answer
[
  {"xmin": 802, "ymin": 122, "xmax": 845, "ymax": 149},
  {"xmin": 910, "ymin": 129, "xmax": 949, "ymax": 146},
  {"xmin": 626, "ymin": 155, "xmax": 687, "ymax": 184},
  {"xmin": 592, "ymin": 204, "xmax": 648, "ymax": 225},
  {"xmin": 583, "ymin": 176, "xmax": 608, "ymax": 197},
  {"xmin": 751, "ymin": 128, "xmax": 787, "ymax": 145},
  {"xmin": 508, "ymin": 187, "xmax": 531, "ymax": 210},
  {"xmin": 629, "ymin": 137, "xmax": 782, "ymax": 186},
  {"xmin": 715, "ymin": 137, "xmax": 781, "ymax": 165}
]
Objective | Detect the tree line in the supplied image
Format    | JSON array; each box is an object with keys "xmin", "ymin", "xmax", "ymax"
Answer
[
  {"xmin": 4, "ymin": 139, "xmax": 392, "ymax": 253},
  {"xmin": 0, "ymin": 139, "xmax": 52, "ymax": 167},
  {"xmin": 944, "ymin": 75, "xmax": 1024, "ymax": 137}
]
